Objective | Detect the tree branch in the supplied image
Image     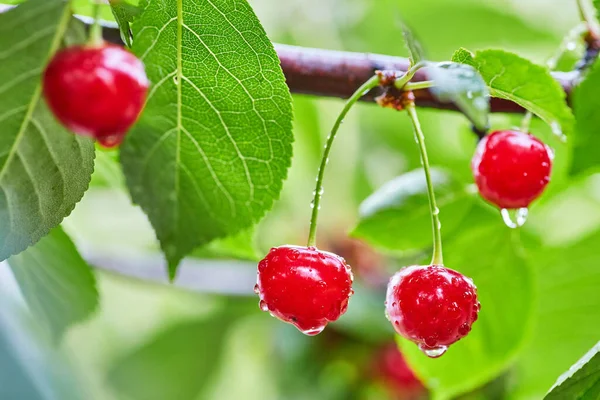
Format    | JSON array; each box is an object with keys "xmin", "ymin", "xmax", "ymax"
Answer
[{"xmin": 98, "ymin": 22, "xmax": 578, "ymax": 114}]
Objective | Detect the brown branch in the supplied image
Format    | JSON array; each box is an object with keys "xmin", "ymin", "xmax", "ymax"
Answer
[{"xmin": 99, "ymin": 24, "xmax": 579, "ymax": 114}]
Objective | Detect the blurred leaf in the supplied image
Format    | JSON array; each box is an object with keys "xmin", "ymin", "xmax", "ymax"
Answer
[
  {"xmin": 545, "ymin": 342, "xmax": 600, "ymax": 399},
  {"xmin": 0, "ymin": 0, "xmax": 95, "ymax": 261},
  {"xmin": 401, "ymin": 24, "xmax": 425, "ymax": 64},
  {"xmin": 108, "ymin": 316, "xmax": 232, "ymax": 400},
  {"xmin": 399, "ymin": 224, "xmax": 534, "ymax": 400},
  {"xmin": 428, "ymin": 61, "xmax": 490, "ymax": 131},
  {"xmin": 192, "ymin": 228, "xmax": 260, "ymax": 261},
  {"xmin": 352, "ymin": 168, "xmax": 478, "ymax": 252},
  {"xmin": 121, "ymin": 0, "xmax": 293, "ymax": 278},
  {"xmin": 452, "ymin": 48, "xmax": 574, "ymax": 137},
  {"xmin": 7, "ymin": 226, "xmax": 98, "ymax": 342},
  {"xmin": 90, "ymin": 148, "xmax": 125, "ymax": 188},
  {"xmin": 510, "ymin": 229, "xmax": 600, "ymax": 399},
  {"xmin": 570, "ymin": 58, "xmax": 600, "ymax": 175},
  {"xmin": 0, "ymin": 296, "xmax": 86, "ymax": 399},
  {"xmin": 108, "ymin": 0, "xmax": 141, "ymax": 47},
  {"xmin": 595, "ymin": 0, "xmax": 600, "ymax": 18}
]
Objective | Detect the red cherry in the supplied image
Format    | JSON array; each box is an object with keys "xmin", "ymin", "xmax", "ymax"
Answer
[
  {"xmin": 471, "ymin": 130, "xmax": 553, "ymax": 209},
  {"xmin": 43, "ymin": 43, "xmax": 149, "ymax": 147},
  {"xmin": 385, "ymin": 265, "xmax": 480, "ymax": 358},
  {"xmin": 256, "ymin": 245, "xmax": 354, "ymax": 335},
  {"xmin": 374, "ymin": 343, "xmax": 424, "ymax": 394}
]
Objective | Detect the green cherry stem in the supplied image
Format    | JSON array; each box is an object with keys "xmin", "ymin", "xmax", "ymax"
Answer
[
  {"xmin": 306, "ymin": 74, "xmax": 381, "ymax": 247},
  {"xmin": 403, "ymin": 80, "xmax": 434, "ymax": 91},
  {"xmin": 89, "ymin": 1, "xmax": 103, "ymax": 46},
  {"xmin": 405, "ymin": 101, "xmax": 443, "ymax": 265},
  {"xmin": 394, "ymin": 61, "xmax": 427, "ymax": 90}
]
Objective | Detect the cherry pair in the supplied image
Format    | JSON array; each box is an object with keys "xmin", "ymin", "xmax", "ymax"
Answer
[{"xmin": 256, "ymin": 129, "xmax": 552, "ymax": 357}]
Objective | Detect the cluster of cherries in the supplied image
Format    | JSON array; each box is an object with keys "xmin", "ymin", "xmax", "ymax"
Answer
[
  {"xmin": 43, "ymin": 42, "xmax": 148, "ymax": 147},
  {"xmin": 39, "ymin": 23, "xmax": 553, "ymax": 359},
  {"xmin": 256, "ymin": 128, "xmax": 552, "ymax": 356}
]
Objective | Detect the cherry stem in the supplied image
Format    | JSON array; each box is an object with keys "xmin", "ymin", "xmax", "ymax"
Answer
[
  {"xmin": 306, "ymin": 74, "xmax": 381, "ymax": 248},
  {"xmin": 89, "ymin": 1, "xmax": 103, "ymax": 46},
  {"xmin": 394, "ymin": 61, "xmax": 427, "ymax": 89},
  {"xmin": 577, "ymin": 0, "xmax": 600, "ymax": 39},
  {"xmin": 404, "ymin": 80, "xmax": 434, "ymax": 91},
  {"xmin": 520, "ymin": 111, "xmax": 533, "ymax": 133},
  {"xmin": 405, "ymin": 101, "xmax": 444, "ymax": 265}
]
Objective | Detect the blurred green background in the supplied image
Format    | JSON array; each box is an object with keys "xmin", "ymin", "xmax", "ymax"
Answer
[{"xmin": 3, "ymin": 0, "xmax": 600, "ymax": 399}]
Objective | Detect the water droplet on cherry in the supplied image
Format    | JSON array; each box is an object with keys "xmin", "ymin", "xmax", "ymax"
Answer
[
  {"xmin": 418, "ymin": 344, "xmax": 448, "ymax": 358},
  {"xmin": 500, "ymin": 207, "xmax": 528, "ymax": 228}
]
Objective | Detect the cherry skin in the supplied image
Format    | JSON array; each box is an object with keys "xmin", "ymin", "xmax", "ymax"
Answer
[
  {"xmin": 256, "ymin": 245, "xmax": 354, "ymax": 335},
  {"xmin": 471, "ymin": 130, "xmax": 553, "ymax": 209},
  {"xmin": 385, "ymin": 265, "xmax": 480, "ymax": 358},
  {"xmin": 43, "ymin": 43, "xmax": 149, "ymax": 148}
]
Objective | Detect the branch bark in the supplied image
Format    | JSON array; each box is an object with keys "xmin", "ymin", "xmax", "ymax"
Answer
[{"xmin": 99, "ymin": 23, "xmax": 579, "ymax": 114}]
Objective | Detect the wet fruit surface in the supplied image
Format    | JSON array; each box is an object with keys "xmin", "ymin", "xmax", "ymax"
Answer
[
  {"xmin": 43, "ymin": 43, "xmax": 149, "ymax": 147},
  {"xmin": 385, "ymin": 265, "xmax": 480, "ymax": 357},
  {"xmin": 256, "ymin": 245, "xmax": 354, "ymax": 335},
  {"xmin": 471, "ymin": 130, "xmax": 553, "ymax": 209}
]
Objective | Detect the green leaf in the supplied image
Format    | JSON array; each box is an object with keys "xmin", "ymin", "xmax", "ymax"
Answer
[
  {"xmin": 191, "ymin": 228, "xmax": 260, "ymax": 261},
  {"xmin": 401, "ymin": 24, "xmax": 425, "ymax": 64},
  {"xmin": 108, "ymin": 0, "xmax": 141, "ymax": 47},
  {"xmin": 510, "ymin": 229, "xmax": 600, "ymax": 399},
  {"xmin": 452, "ymin": 48, "xmax": 574, "ymax": 137},
  {"xmin": 570, "ymin": 58, "xmax": 600, "ymax": 175},
  {"xmin": 122, "ymin": 0, "xmax": 293, "ymax": 278},
  {"xmin": 7, "ymin": 226, "xmax": 98, "ymax": 341},
  {"xmin": 399, "ymin": 224, "xmax": 534, "ymax": 400},
  {"xmin": 0, "ymin": 0, "xmax": 95, "ymax": 260},
  {"xmin": 428, "ymin": 61, "xmax": 490, "ymax": 131},
  {"xmin": 108, "ymin": 316, "xmax": 232, "ymax": 400},
  {"xmin": 545, "ymin": 342, "xmax": 600, "ymax": 399},
  {"xmin": 352, "ymin": 168, "xmax": 479, "ymax": 252}
]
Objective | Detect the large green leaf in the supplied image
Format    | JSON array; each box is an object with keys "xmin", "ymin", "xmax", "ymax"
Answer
[
  {"xmin": 108, "ymin": 315, "xmax": 232, "ymax": 400},
  {"xmin": 399, "ymin": 224, "xmax": 534, "ymax": 400},
  {"xmin": 351, "ymin": 168, "xmax": 479, "ymax": 252},
  {"xmin": 570, "ymin": 58, "xmax": 600, "ymax": 175},
  {"xmin": 510, "ymin": 229, "xmax": 600, "ymax": 399},
  {"xmin": 122, "ymin": 0, "xmax": 293, "ymax": 278},
  {"xmin": 545, "ymin": 342, "xmax": 600, "ymax": 399},
  {"xmin": 0, "ymin": 0, "xmax": 95, "ymax": 260},
  {"xmin": 7, "ymin": 226, "xmax": 98, "ymax": 341},
  {"xmin": 452, "ymin": 48, "xmax": 574, "ymax": 137}
]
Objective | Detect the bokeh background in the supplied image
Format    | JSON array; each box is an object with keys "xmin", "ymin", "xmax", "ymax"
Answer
[{"xmin": 1, "ymin": 0, "xmax": 597, "ymax": 399}]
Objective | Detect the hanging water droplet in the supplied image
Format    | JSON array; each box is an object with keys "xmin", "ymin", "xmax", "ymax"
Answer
[
  {"xmin": 418, "ymin": 344, "xmax": 448, "ymax": 358},
  {"xmin": 253, "ymin": 284, "xmax": 260, "ymax": 294},
  {"xmin": 172, "ymin": 75, "xmax": 180, "ymax": 85},
  {"xmin": 500, "ymin": 207, "xmax": 529, "ymax": 229},
  {"xmin": 310, "ymin": 200, "xmax": 315, "ymax": 209},
  {"xmin": 384, "ymin": 310, "xmax": 391, "ymax": 321},
  {"xmin": 302, "ymin": 325, "xmax": 325, "ymax": 336},
  {"xmin": 432, "ymin": 207, "xmax": 440, "ymax": 216},
  {"xmin": 259, "ymin": 300, "xmax": 269, "ymax": 312}
]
